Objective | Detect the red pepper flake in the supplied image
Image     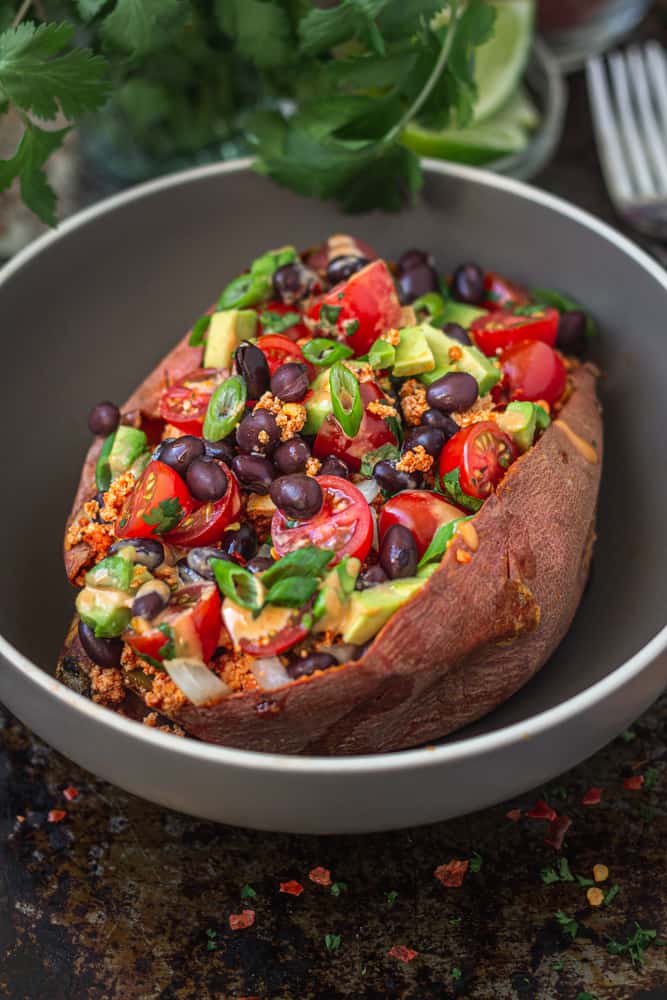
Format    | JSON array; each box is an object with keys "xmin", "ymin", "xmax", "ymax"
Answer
[
  {"xmin": 434, "ymin": 859, "xmax": 469, "ymax": 887},
  {"xmin": 388, "ymin": 945, "xmax": 418, "ymax": 963},
  {"xmin": 280, "ymin": 880, "xmax": 304, "ymax": 896},
  {"xmin": 544, "ymin": 815, "xmax": 572, "ymax": 851},
  {"xmin": 229, "ymin": 909, "xmax": 255, "ymax": 931},
  {"xmin": 624, "ymin": 775, "xmax": 644, "ymax": 790},
  {"xmin": 506, "ymin": 808, "xmax": 522, "ymax": 822},
  {"xmin": 309, "ymin": 867, "xmax": 332, "ymax": 887},
  {"xmin": 581, "ymin": 786, "xmax": 603, "ymax": 806},
  {"xmin": 47, "ymin": 809, "xmax": 66, "ymax": 824},
  {"xmin": 63, "ymin": 787, "xmax": 79, "ymax": 802},
  {"xmin": 526, "ymin": 799, "xmax": 557, "ymax": 821}
]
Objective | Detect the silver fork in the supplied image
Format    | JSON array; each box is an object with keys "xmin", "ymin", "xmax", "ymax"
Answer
[{"xmin": 587, "ymin": 41, "xmax": 667, "ymax": 262}]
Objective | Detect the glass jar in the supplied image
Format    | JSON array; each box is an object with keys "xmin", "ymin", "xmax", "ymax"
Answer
[{"xmin": 538, "ymin": 0, "xmax": 653, "ymax": 72}]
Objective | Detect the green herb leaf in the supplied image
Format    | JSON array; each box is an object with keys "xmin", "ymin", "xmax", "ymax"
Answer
[
  {"xmin": 203, "ymin": 375, "xmax": 247, "ymax": 442},
  {"xmin": 555, "ymin": 911, "xmax": 578, "ymax": 940},
  {"xmin": 95, "ymin": 432, "xmax": 117, "ymax": 492},
  {"xmin": 577, "ymin": 993, "xmax": 599, "ymax": 1000},
  {"xmin": 213, "ymin": 560, "xmax": 263, "ymax": 611},
  {"xmin": 259, "ymin": 309, "xmax": 302, "ymax": 334},
  {"xmin": 342, "ymin": 318, "xmax": 359, "ymax": 338},
  {"xmin": 324, "ymin": 932, "xmax": 342, "ymax": 952},
  {"xmin": 607, "ymin": 923, "xmax": 659, "ymax": 965},
  {"xmin": 263, "ymin": 576, "xmax": 319, "ymax": 609},
  {"xmin": 359, "ymin": 443, "xmax": 400, "ymax": 478},
  {"xmin": 621, "ymin": 728, "xmax": 637, "ymax": 742},
  {"xmin": 386, "ymin": 890, "xmax": 398, "ymax": 908},
  {"xmin": 441, "ymin": 468, "xmax": 483, "ymax": 512},
  {"xmin": 552, "ymin": 959, "xmax": 563, "ymax": 972},
  {"xmin": 0, "ymin": 121, "xmax": 69, "ymax": 227},
  {"xmin": 417, "ymin": 517, "xmax": 470, "ymax": 569},
  {"xmin": 604, "ymin": 884, "xmax": 620, "ymax": 906},
  {"xmin": 240, "ymin": 884, "xmax": 257, "ymax": 899},
  {"xmin": 576, "ymin": 875, "xmax": 595, "ymax": 888},
  {"xmin": 320, "ymin": 303, "xmax": 342, "ymax": 327},
  {"xmin": 644, "ymin": 767, "xmax": 659, "ymax": 790},
  {"xmin": 299, "ymin": 0, "xmax": 390, "ymax": 57},
  {"xmin": 205, "ymin": 927, "xmax": 217, "ymax": 951},
  {"xmin": 557, "ymin": 857, "xmax": 575, "ymax": 882},
  {"xmin": 261, "ymin": 547, "xmax": 333, "ymax": 588},
  {"xmin": 330, "ymin": 362, "xmax": 363, "ymax": 438},
  {"xmin": 76, "ymin": 0, "xmax": 109, "ymax": 22},
  {"xmin": 189, "ymin": 313, "xmax": 211, "ymax": 347},
  {"xmin": 218, "ymin": 0, "xmax": 294, "ymax": 69},
  {"xmin": 452, "ymin": 967, "xmax": 462, "ymax": 981},
  {"xmin": 330, "ymin": 881, "xmax": 347, "ymax": 897},
  {"xmin": 142, "ymin": 497, "xmax": 185, "ymax": 534},
  {"xmin": 303, "ymin": 338, "xmax": 354, "ymax": 367},
  {"xmin": 102, "ymin": 0, "xmax": 190, "ymax": 58},
  {"xmin": 469, "ymin": 852, "xmax": 482, "ymax": 873},
  {"xmin": 531, "ymin": 287, "xmax": 598, "ymax": 338},
  {"xmin": 157, "ymin": 623, "xmax": 176, "ymax": 660}
]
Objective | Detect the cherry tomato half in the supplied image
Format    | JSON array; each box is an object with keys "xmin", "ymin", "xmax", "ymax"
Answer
[
  {"xmin": 116, "ymin": 460, "xmax": 194, "ymax": 540},
  {"xmin": 258, "ymin": 301, "xmax": 310, "ymax": 342},
  {"xmin": 482, "ymin": 271, "xmax": 531, "ymax": 311},
  {"xmin": 166, "ymin": 463, "xmax": 241, "ymax": 547},
  {"xmin": 124, "ymin": 583, "xmax": 221, "ymax": 664},
  {"xmin": 471, "ymin": 307, "xmax": 559, "ymax": 356},
  {"xmin": 312, "ymin": 380, "xmax": 397, "ymax": 473},
  {"xmin": 499, "ymin": 340, "xmax": 567, "ymax": 406},
  {"xmin": 272, "ymin": 475, "xmax": 373, "ymax": 565},
  {"xmin": 439, "ymin": 421, "xmax": 515, "ymax": 504},
  {"xmin": 307, "ymin": 259, "xmax": 402, "ymax": 356},
  {"xmin": 256, "ymin": 334, "xmax": 316, "ymax": 382},
  {"xmin": 379, "ymin": 490, "xmax": 464, "ymax": 558},
  {"xmin": 159, "ymin": 368, "xmax": 222, "ymax": 435}
]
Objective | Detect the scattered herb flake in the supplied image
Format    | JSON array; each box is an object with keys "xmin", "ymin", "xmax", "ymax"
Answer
[
  {"xmin": 434, "ymin": 859, "xmax": 469, "ymax": 888},
  {"xmin": 386, "ymin": 890, "xmax": 398, "ymax": 908},
  {"xmin": 644, "ymin": 767, "xmax": 659, "ymax": 790},
  {"xmin": 555, "ymin": 911, "xmax": 578, "ymax": 940},
  {"xmin": 607, "ymin": 924, "xmax": 661, "ymax": 965},
  {"xmin": 541, "ymin": 867, "xmax": 560, "ymax": 885},
  {"xmin": 330, "ymin": 881, "xmax": 347, "ymax": 897},
  {"xmin": 325, "ymin": 933, "xmax": 341, "ymax": 953},
  {"xmin": 621, "ymin": 729, "xmax": 637, "ymax": 742},
  {"xmin": 552, "ymin": 959, "xmax": 564, "ymax": 972},
  {"xmin": 576, "ymin": 875, "xmax": 595, "ymax": 888},
  {"xmin": 260, "ymin": 309, "xmax": 301, "ymax": 334},
  {"xmin": 320, "ymin": 303, "xmax": 342, "ymax": 328},
  {"xmin": 205, "ymin": 928, "xmax": 217, "ymax": 951},
  {"xmin": 280, "ymin": 880, "xmax": 304, "ymax": 896},
  {"xmin": 142, "ymin": 496, "xmax": 184, "ymax": 534},
  {"xmin": 604, "ymin": 884, "xmax": 620, "ymax": 906},
  {"xmin": 229, "ymin": 909, "xmax": 255, "ymax": 931},
  {"xmin": 577, "ymin": 992, "xmax": 599, "ymax": 1000},
  {"xmin": 469, "ymin": 852, "xmax": 483, "ymax": 873},
  {"xmin": 449, "ymin": 915, "xmax": 462, "ymax": 927},
  {"xmin": 388, "ymin": 944, "xmax": 417, "ymax": 963},
  {"xmin": 452, "ymin": 967, "xmax": 462, "ymax": 980},
  {"xmin": 309, "ymin": 867, "xmax": 332, "ymax": 887},
  {"xmin": 157, "ymin": 623, "xmax": 176, "ymax": 660},
  {"xmin": 240, "ymin": 884, "xmax": 257, "ymax": 899}
]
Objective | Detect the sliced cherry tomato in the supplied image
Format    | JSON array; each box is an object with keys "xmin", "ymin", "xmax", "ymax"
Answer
[
  {"xmin": 439, "ymin": 421, "xmax": 515, "ymax": 504},
  {"xmin": 471, "ymin": 307, "xmax": 559, "ymax": 356},
  {"xmin": 307, "ymin": 259, "xmax": 402, "ymax": 356},
  {"xmin": 499, "ymin": 340, "xmax": 567, "ymax": 406},
  {"xmin": 312, "ymin": 380, "xmax": 397, "ymax": 473},
  {"xmin": 272, "ymin": 475, "xmax": 373, "ymax": 565},
  {"xmin": 378, "ymin": 490, "xmax": 464, "ymax": 558},
  {"xmin": 482, "ymin": 271, "xmax": 531, "ymax": 311},
  {"xmin": 159, "ymin": 368, "xmax": 222, "ymax": 435},
  {"xmin": 124, "ymin": 583, "xmax": 221, "ymax": 664},
  {"xmin": 258, "ymin": 301, "xmax": 310, "ymax": 342},
  {"xmin": 256, "ymin": 334, "xmax": 316, "ymax": 382},
  {"xmin": 116, "ymin": 460, "xmax": 194, "ymax": 539},
  {"xmin": 166, "ymin": 463, "xmax": 241, "ymax": 547}
]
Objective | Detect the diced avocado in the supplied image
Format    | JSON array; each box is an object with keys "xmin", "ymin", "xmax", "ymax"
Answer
[
  {"xmin": 312, "ymin": 556, "xmax": 361, "ymax": 634},
  {"xmin": 342, "ymin": 577, "xmax": 426, "ymax": 645},
  {"xmin": 368, "ymin": 338, "xmax": 396, "ymax": 371},
  {"xmin": 393, "ymin": 326, "xmax": 436, "ymax": 377},
  {"xmin": 203, "ymin": 309, "xmax": 257, "ymax": 369},
  {"xmin": 439, "ymin": 301, "xmax": 488, "ymax": 328},
  {"xmin": 85, "ymin": 554, "xmax": 134, "ymax": 592},
  {"xmin": 76, "ymin": 586, "xmax": 131, "ymax": 638},
  {"xmin": 420, "ymin": 323, "xmax": 500, "ymax": 395},
  {"xmin": 535, "ymin": 403, "xmax": 551, "ymax": 430},
  {"xmin": 303, "ymin": 369, "xmax": 333, "ymax": 435},
  {"xmin": 496, "ymin": 401, "xmax": 537, "ymax": 452},
  {"xmin": 108, "ymin": 426, "xmax": 148, "ymax": 482}
]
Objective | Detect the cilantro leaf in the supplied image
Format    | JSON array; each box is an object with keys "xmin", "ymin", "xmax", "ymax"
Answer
[
  {"xmin": 102, "ymin": 0, "xmax": 190, "ymax": 57},
  {"xmin": 469, "ymin": 852, "xmax": 482, "ymax": 873},
  {"xmin": 360, "ymin": 443, "xmax": 400, "ymax": 478},
  {"xmin": 418, "ymin": 517, "xmax": 470, "ymax": 569},
  {"xmin": 142, "ymin": 497, "xmax": 185, "ymax": 534},
  {"xmin": 217, "ymin": 0, "xmax": 294, "ymax": 69},
  {"xmin": 299, "ymin": 0, "xmax": 390, "ymax": 57},
  {"xmin": 324, "ymin": 932, "xmax": 341, "ymax": 952},
  {"xmin": 157, "ymin": 624, "xmax": 176, "ymax": 660},
  {"xmin": 240, "ymin": 884, "xmax": 257, "ymax": 899},
  {"xmin": 603, "ymin": 884, "xmax": 620, "ymax": 906},
  {"xmin": 386, "ymin": 890, "xmax": 398, "ymax": 908},
  {"xmin": 259, "ymin": 309, "xmax": 301, "ymax": 334},
  {"xmin": 260, "ymin": 547, "xmax": 334, "ymax": 588},
  {"xmin": 441, "ymin": 468, "xmax": 483, "ymax": 512},
  {"xmin": 607, "ymin": 924, "xmax": 660, "ymax": 965},
  {"xmin": 330, "ymin": 881, "xmax": 347, "ymax": 897},
  {"xmin": 75, "ymin": 0, "xmax": 110, "ymax": 23},
  {"xmin": 555, "ymin": 911, "xmax": 578, "ymax": 940},
  {"xmin": 263, "ymin": 576, "xmax": 319, "ymax": 609},
  {"xmin": 0, "ymin": 121, "xmax": 69, "ymax": 226}
]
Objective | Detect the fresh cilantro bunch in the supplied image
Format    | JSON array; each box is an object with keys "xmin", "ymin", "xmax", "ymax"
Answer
[{"xmin": 0, "ymin": 0, "xmax": 495, "ymax": 226}]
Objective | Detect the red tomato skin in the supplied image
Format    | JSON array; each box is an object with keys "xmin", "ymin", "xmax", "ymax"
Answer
[
  {"xmin": 258, "ymin": 301, "xmax": 310, "ymax": 341},
  {"xmin": 379, "ymin": 491, "xmax": 464, "ymax": 557},
  {"xmin": 471, "ymin": 308, "xmax": 559, "ymax": 356},
  {"xmin": 482, "ymin": 272, "xmax": 531, "ymax": 311},
  {"xmin": 308, "ymin": 259, "xmax": 402, "ymax": 356},
  {"xmin": 499, "ymin": 341, "xmax": 567, "ymax": 406},
  {"xmin": 438, "ymin": 421, "xmax": 515, "ymax": 501},
  {"xmin": 166, "ymin": 465, "xmax": 241, "ymax": 547},
  {"xmin": 115, "ymin": 460, "xmax": 194, "ymax": 540},
  {"xmin": 271, "ymin": 475, "xmax": 373, "ymax": 565},
  {"xmin": 125, "ymin": 584, "xmax": 221, "ymax": 664},
  {"xmin": 240, "ymin": 623, "xmax": 309, "ymax": 657},
  {"xmin": 159, "ymin": 368, "xmax": 220, "ymax": 435},
  {"xmin": 257, "ymin": 334, "xmax": 316, "ymax": 382},
  {"xmin": 312, "ymin": 381, "xmax": 397, "ymax": 473}
]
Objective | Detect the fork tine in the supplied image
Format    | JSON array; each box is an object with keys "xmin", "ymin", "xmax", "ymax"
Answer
[
  {"xmin": 586, "ymin": 56, "xmax": 634, "ymax": 202},
  {"xmin": 626, "ymin": 44, "xmax": 667, "ymax": 194},
  {"xmin": 644, "ymin": 42, "xmax": 667, "ymax": 137},
  {"xmin": 608, "ymin": 50, "xmax": 656, "ymax": 197}
]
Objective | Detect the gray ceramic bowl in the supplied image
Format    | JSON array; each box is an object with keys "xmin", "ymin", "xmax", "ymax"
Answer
[{"xmin": 0, "ymin": 160, "xmax": 665, "ymax": 833}]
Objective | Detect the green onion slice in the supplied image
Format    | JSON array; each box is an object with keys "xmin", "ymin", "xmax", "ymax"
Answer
[
  {"xmin": 329, "ymin": 362, "xmax": 363, "ymax": 438},
  {"xmin": 202, "ymin": 375, "xmax": 247, "ymax": 442},
  {"xmin": 302, "ymin": 338, "xmax": 354, "ymax": 367},
  {"xmin": 212, "ymin": 559, "xmax": 264, "ymax": 611}
]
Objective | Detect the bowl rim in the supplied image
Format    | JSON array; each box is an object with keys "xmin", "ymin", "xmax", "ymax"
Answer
[{"xmin": 2, "ymin": 156, "xmax": 666, "ymax": 774}]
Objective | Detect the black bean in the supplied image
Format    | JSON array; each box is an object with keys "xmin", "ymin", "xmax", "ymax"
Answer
[
  {"xmin": 77, "ymin": 620, "xmax": 123, "ymax": 668},
  {"xmin": 157, "ymin": 435, "xmax": 205, "ymax": 477},
  {"xmin": 235, "ymin": 342, "xmax": 271, "ymax": 399},
  {"xmin": 131, "ymin": 590, "xmax": 167, "ymax": 620},
  {"xmin": 356, "ymin": 563, "xmax": 388, "ymax": 589},
  {"xmin": 452, "ymin": 262, "xmax": 485, "ymax": 305},
  {"xmin": 273, "ymin": 436, "xmax": 311, "ymax": 475},
  {"xmin": 287, "ymin": 652, "xmax": 337, "ymax": 680},
  {"xmin": 186, "ymin": 457, "xmax": 229, "ymax": 502},
  {"xmin": 397, "ymin": 264, "xmax": 439, "ymax": 304},
  {"xmin": 109, "ymin": 537, "xmax": 164, "ymax": 571},
  {"xmin": 187, "ymin": 546, "xmax": 226, "ymax": 580},
  {"xmin": 421, "ymin": 408, "xmax": 460, "ymax": 440},
  {"xmin": 88, "ymin": 401, "xmax": 120, "ymax": 437},
  {"xmin": 236, "ymin": 409, "xmax": 280, "ymax": 455},
  {"xmin": 403, "ymin": 425, "xmax": 446, "ymax": 459},
  {"xmin": 398, "ymin": 248, "xmax": 434, "ymax": 273},
  {"xmin": 426, "ymin": 371, "xmax": 478, "ymax": 413},
  {"xmin": 326, "ymin": 255, "xmax": 368, "ymax": 285},
  {"xmin": 443, "ymin": 321, "xmax": 471, "ymax": 346},
  {"xmin": 177, "ymin": 559, "xmax": 209, "ymax": 585},
  {"xmin": 380, "ymin": 524, "xmax": 418, "ymax": 580},
  {"xmin": 556, "ymin": 310, "xmax": 587, "ymax": 356},
  {"xmin": 373, "ymin": 460, "xmax": 422, "ymax": 495},
  {"xmin": 220, "ymin": 523, "xmax": 258, "ymax": 562},
  {"xmin": 273, "ymin": 261, "xmax": 319, "ymax": 304},
  {"xmin": 270, "ymin": 362, "xmax": 309, "ymax": 402},
  {"xmin": 231, "ymin": 454, "xmax": 276, "ymax": 493},
  {"xmin": 203, "ymin": 437, "xmax": 235, "ymax": 465},
  {"xmin": 270, "ymin": 474, "xmax": 323, "ymax": 521},
  {"xmin": 246, "ymin": 555, "xmax": 274, "ymax": 574},
  {"xmin": 317, "ymin": 455, "xmax": 349, "ymax": 479}
]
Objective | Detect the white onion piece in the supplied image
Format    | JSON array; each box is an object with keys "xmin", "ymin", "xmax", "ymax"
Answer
[
  {"xmin": 318, "ymin": 643, "xmax": 359, "ymax": 664},
  {"xmin": 164, "ymin": 658, "xmax": 230, "ymax": 706},
  {"xmin": 250, "ymin": 656, "xmax": 291, "ymax": 691},
  {"xmin": 357, "ymin": 478, "xmax": 380, "ymax": 504},
  {"xmin": 370, "ymin": 506, "xmax": 379, "ymax": 551}
]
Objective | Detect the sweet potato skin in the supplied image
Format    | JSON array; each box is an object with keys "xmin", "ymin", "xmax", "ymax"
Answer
[{"xmin": 59, "ymin": 353, "xmax": 602, "ymax": 754}]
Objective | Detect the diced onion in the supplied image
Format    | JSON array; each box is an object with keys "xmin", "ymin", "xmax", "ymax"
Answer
[
  {"xmin": 357, "ymin": 478, "xmax": 380, "ymax": 504},
  {"xmin": 370, "ymin": 506, "xmax": 379, "ymax": 551},
  {"xmin": 318, "ymin": 643, "xmax": 359, "ymax": 664},
  {"xmin": 250, "ymin": 656, "xmax": 291, "ymax": 691},
  {"xmin": 164, "ymin": 658, "xmax": 230, "ymax": 706}
]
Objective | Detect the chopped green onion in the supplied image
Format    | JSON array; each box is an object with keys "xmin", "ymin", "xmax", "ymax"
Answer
[
  {"xmin": 202, "ymin": 375, "xmax": 247, "ymax": 441},
  {"xmin": 95, "ymin": 432, "xmax": 116, "ymax": 492},
  {"xmin": 218, "ymin": 246, "xmax": 297, "ymax": 310},
  {"xmin": 329, "ymin": 362, "xmax": 363, "ymax": 438},
  {"xmin": 412, "ymin": 292, "xmax": 446, "ymax": 326},
  {"xmin": 302, "ymin": 338, "xmax": 354, "ymax": 367},
  {"xmin": 368, "ymin": 339, "xmax": 396, "ymax": 371},
  {"xmin": 263, "ymin": 576, "xmax": 319, "ymax": 608},
  {"xmin": 212, "ymin": 559, "xmax": 264, "ymax": 611},
  {"xmin": 188, "ymin": 313, "xmax": 211, "ymax": 347}
]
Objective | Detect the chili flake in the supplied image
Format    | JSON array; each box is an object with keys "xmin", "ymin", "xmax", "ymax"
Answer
[
  {"xmin": 63, "ymin": 787, "xmax": 79, "ymax": 801},
  {"xmin": 581, "ymin": 787, "xmax": 603, "ymax": 806},
  {"xmin": 280, "ymin": 880, "xmax": 304, "ymax": 896},
  {"xmin": 593, "ymin": 864, "xmax": 609, "ymax": 883},
  {"xmin": 526, "ymin": 800, "xmax": 557, "ymax": 821},
  {"xmin": 309, "ymin": 867, "xmax": 332, "ymax": 887},
  {"xmin": 434, "ymin": 859, "xmax": 469, "ymax": 887},
  {"xmin": 388, "ymin": 945, "xmax": 418, "ymax": 963},
  {"xmin": 623, "ymin": 775, "xmax": 644, "ymax": 790},
  {"xmin": 545, "ymin": 815, "xmax": 572, "ymax": 851},
  {"xmin": 229, "ymin": 909, "xmax": 255, "ymax": 931},
  {"xmin": 587, "ymin": 887, "xmax": 604, "ymax": 907},
  {"xmin": 47, "ymin": 809, "xmax": 66, "ymax": 823},
  {"xmin": 506, "ymin": 808, "xmax": 522, "ymax": 822}
]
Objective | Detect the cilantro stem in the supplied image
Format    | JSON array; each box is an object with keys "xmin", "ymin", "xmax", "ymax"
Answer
[
  {"xmin": 13, "ymin": 0, "xmax": 34, "ymax": 28},
  {"xmin": 385, "ymin": 0, "xmax": 461, "ymax": 143}
]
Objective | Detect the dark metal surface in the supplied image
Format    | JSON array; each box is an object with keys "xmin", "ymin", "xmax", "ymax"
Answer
[{"xmin": 3, "ymin": 11, "xmax": 667, "ymax": 997}]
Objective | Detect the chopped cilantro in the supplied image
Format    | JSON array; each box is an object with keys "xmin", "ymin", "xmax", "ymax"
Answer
[
  {"xmin": 621, "ymin": 729, "xmax": 637, "ymax": 742},
  {"xmin": 449, "ymin": 915, "xmax": 462, "ymax": 927},
  {"xmin": 644, "ymin": 767, "xmax": 659, "ymax": 790},
  {"xmin": 157, "ymin": 624, "xmax": 175, "ymax": 661},
  {"xmin": 469, "ymin": 852, "xmax": 482, "ymax": 873},
  {"xmin": 542, "ymin": 857, "xmax": 575, "ymax": 885},
  {"xmin": 607, "ymin": 924, "xmax": 662, "ymax": 965},
  {"xmin": 441, "ymin": 467, "xmax": 483, "ymax": 512},
  {"xmin": 603, "ymin": 884, "xmax": 620, "ymax": 906},
  {"xmin": 260, "ymin": 309, "xmax": 301, "ymax": 333},
  {"xmin": 342, "ymin": 318, "xmax": 360, "ymax": 337},
  {"xmin": 324, "ymin": 933, "xmax": 341, "ymax": 952},
  {"xmin": 142, "ymin": 497, "xmax": 184, "ymax": 534},
  {"xmin": 386, "ymin": 890, "xmax": 398, "ymax": 908},
  {"xmin": 555, "ymin": 911, "xmax": 578, "ymax": 940},
  {"xmin": 577, "ymin": 992, "xmax": 599, "ymax": 1000},
  {"xmin": 240, "ymin": 884, "xmax": 257, "ymax": 900},
  {"xmin": 541, "ymin": 867, "xmax": 560, "ymax": 885},
  {"xmin": 552, "ymin": 959, "xmax": 563, "ymax": 972},
  {"xmin": 205, "ymin": 927, "xmax": 217, "ymax": 952},
  {"xmin": 576, "ymin": 875, "xmax": 595, "ymax": 888},
  {"xmin": 359, "ymin": 443, "xmax": 400, "ymax": 478},
  {"xmin": 330, "ymin": 881, "xmax": 347, "ymax": 897},
  {"xmin": 320, "ymin": 303, "xmax": 342, "ymax": 328},
  {"xmin": 452, "ymin": 967, "xmax": 462, "ymax": 980}
]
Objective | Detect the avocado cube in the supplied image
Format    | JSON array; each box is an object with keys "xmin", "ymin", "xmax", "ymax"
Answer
[
  {"xmin": 203, "ymin": 309, "xmax": 257, "ymax": 369},
  {"xmin": 108, "ymin": 426, "xmax": 148, "ymax": 481},
  {"xmin": 393, "ymin": 326, "xmax": 436, "ymax": 376},
  {"xmin": 342, "ymin": 577, "xmax": 425, "ymax": 645},
  {"xmin": 496, "ymin": 401, "xmax": 537, "ymax": 451}
]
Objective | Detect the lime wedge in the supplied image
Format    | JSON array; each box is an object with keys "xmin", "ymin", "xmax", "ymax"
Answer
[{"xmin": 472, "ymin": 0, "xmax": 535, "ymax": 123}]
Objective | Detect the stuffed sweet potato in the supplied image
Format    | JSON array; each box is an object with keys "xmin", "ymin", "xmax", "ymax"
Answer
[{"xmin": 58, "ymin": 237, "xmax": 602, "ymax": 754}]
